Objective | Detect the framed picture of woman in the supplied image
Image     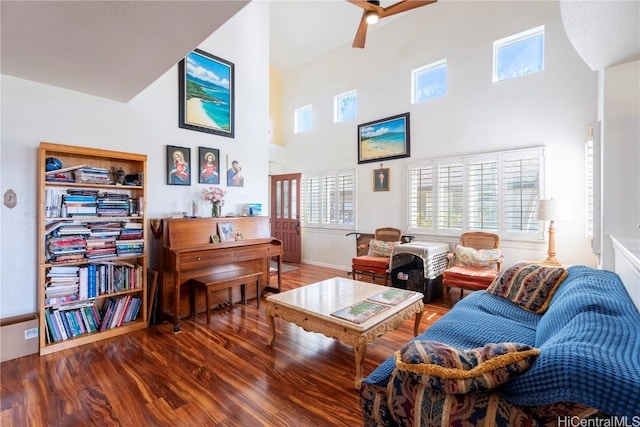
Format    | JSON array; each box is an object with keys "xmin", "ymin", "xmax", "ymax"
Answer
[
  {"xmin": 198, "ymin": 147, "xmax": 220, "ymax": 184},
  {"xmin": 166, "ymin": 145, "xmax": 191, "ymax": 186}
]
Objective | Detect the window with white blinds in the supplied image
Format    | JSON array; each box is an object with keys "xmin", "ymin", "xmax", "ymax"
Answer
[
  {"xmin": 585, "ymin": 138, "xmax": 594, "ymax": 238},
  {"xmin": 409, "ymin": 147, "xmax": 544, "ymax": 239},
  {"xmin": 302, "ymin": 170, "xmax": 355, "ymax": 229}
]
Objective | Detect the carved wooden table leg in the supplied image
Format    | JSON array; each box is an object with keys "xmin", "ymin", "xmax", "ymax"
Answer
[
  {"xmin": 353, "ymin": 341, "xmax": 368, "ymax": 389},
  {"xmin": 266, "ymin": 303, "xmax": 277, "ymax": 345},
  {"xmin": 413, "ymin": 310, "xmax": 423, "ymax": 336}
]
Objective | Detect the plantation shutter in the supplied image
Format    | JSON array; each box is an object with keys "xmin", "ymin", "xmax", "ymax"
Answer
[
  {"xmin": 302, "ymin": 171, "xmax": 355, "ymax": 228},
  {"xmin": 321, "ymin": 176, "xmax": 336, "ymax": 224},
  {"xmin": 303, "ymin": 177, "xmax": 320, "ymax": 224},
  {"xmin": 437, "ymin": 161, "xmax": 463, "ymax": 230},
  {"xmin": 409, "ymin": 163, "xmax": 434, "ymax": 229},
  {"xmin": 467, "ymin": 159, "xmax": 499, "ymax": 231},
  {"xmin": 502, "ymin": 150, "xmax": 541, "ymax": 234},
  {"xmin": 337, "ymin": 173, "xmax": 354, "ymax": 225}
]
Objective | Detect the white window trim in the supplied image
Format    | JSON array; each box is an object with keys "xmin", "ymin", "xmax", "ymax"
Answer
[
  {"xmin": 333, "ymin": 89, "xmax": 357, "ymax": 123},
  {"xmin": 492, "ymin": 25, "xmax": 545, "ymax": 83},
  {"xmin": 407, "ymin": 147, "xmax": 546, "ymax": 241},
  {"xmin": 294, "ymin": 104, "xmax": 312, "ymax": 134},
  {"xmin": 411, "ymin": 58, "xmax": 447, "ymax": 104}
]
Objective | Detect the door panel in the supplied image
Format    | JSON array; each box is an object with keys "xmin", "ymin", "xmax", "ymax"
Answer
[{"xmin": 270, "ymin": 173, "xmax": 302, "ymax": 263}]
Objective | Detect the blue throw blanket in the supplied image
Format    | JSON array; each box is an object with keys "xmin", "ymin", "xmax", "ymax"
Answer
[
  {"xmin": 362, "ymin": 265, "xmax": 640, "ymax": 417},
  {"xmin": 504, "ymin": 266, "xmax": 640, "ymax": 418}
]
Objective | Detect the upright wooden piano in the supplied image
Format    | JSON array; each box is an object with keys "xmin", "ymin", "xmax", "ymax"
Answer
[{"xmin": 150, "ymin": 217, "xmax": 282, "ymax": 332}]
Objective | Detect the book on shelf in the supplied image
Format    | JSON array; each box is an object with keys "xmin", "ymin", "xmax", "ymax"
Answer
[
  {"xmin": 366, "ymin": 289, "xmax": 416, "ymax": 306},
  {"xmin": 44, "ymin": 164, "xmax": 87, "ymax": 176},
  {"xmin": 330, "ymin": 300, "xmax": 389, "ymax": 324}
]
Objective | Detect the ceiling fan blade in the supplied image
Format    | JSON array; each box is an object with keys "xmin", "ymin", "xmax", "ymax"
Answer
[
  {"xmin": 381, "ymin": 0, "xmax": 437, "ymax": 18},
  {"xmin": 347, "ymin": 0, "xmax": 383, "ymax": 13},
  {"xmin": 352, "ymin": 11, "xmax": 369, "ymax": 48}
]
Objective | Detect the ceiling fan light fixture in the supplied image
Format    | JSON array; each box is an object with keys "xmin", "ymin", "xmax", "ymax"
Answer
[{"xmin": 365, "ymin": 10, "xmax": 379, "ymax": 25}]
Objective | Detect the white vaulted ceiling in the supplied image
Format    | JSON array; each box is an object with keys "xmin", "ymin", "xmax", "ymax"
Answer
[
  {"xmin": 559, "ymin": 0, "xmax": 640, "ymax": 71},
  {"xmin": 0, "ymin": 0, "xmax": 249, "ymax": 102},
  {"xmin": 1, "ymin": 1, "xmax": 638, "ymax": 103}
]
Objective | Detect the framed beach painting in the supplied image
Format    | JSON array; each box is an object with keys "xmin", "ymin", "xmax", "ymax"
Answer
[
  {"xmin": 198, "ymin": 147, "xmax": 220, "ymax": 184},
  {"xmin": 357, "ymin": 113, "xmax": 410, "ymax": 164},
  {"xmin": 178, "ymin": 48, "xmax": 235, "ymax": 138},
  {"xmin": 166, "ymin": 145, "xmax": 191, "ymax": 186}
]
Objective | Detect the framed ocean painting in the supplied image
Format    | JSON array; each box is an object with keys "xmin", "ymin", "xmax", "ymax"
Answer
[
  {"xmin": 178, "ymin": 48, "xmax": 235, "ymax": 138},
  {"xmin": 357, "ymin": 113, "xmax": 410, "ymax": 164}
]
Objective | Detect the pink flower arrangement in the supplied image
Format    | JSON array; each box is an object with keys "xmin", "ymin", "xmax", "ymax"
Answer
[{"xmin": 201, "ymin": 186, "xmax": 226, "ymax": 205}]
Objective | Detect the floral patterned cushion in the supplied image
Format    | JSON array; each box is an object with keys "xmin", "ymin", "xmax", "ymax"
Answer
[
  {"xmin": 453, "ymin": 245, "xmax": 502, "ymax": 269},
  {"xmin": 394, "ymin": 341, "xmax": 540, "ymax": 394},
  {"xmin": 487, "ymin": 262, "xmax": 568, "ymax": 313},
  {"xmin": 368, "ymin": 239, "xmax": 400, "ymax": 257}
]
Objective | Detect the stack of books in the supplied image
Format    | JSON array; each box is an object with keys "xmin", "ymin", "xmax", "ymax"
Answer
[
  {"xmin": 96, "ymin": 193, "xmax": 130, "ymax": 217},
  {"xmin": 63, "ymin": 190, "xmax": 98, "ymax": 217},
  {"xmin": 115, "ymin": 239, "xmax": 144, "ymax": 257},
  {"xmin": 119, "ymin": 222, "xmax": 143, "ymax": 240},
  {"xmin": 45, "ymin": 266, "xmax": 80, "ymax": 304},
  {"xmin": 47, "ymin": 235, "xmax": 87, "ymax": 264},
  {"xmin": 75, "ymin": 167, "xmax": 112, "ymax": 184}
]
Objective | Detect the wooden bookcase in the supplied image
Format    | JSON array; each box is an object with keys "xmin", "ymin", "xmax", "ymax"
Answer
[{"xmin": 37, "ymin": 142, "xmax": 148, "ymax": 355}]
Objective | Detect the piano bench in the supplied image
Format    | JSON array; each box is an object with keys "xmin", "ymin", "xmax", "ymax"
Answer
[{"xmin": 190, "ymin": 269, "xmax": 262, "ymax": 324}]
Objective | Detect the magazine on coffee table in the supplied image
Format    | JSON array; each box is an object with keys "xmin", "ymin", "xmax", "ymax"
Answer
[
  {"xmin": 330, "ymin": 301, "xmax": 390, "ymax": 324},
  {"xmin": 367, "ymin": 288, "xmax": 415, "ymax": 306}
]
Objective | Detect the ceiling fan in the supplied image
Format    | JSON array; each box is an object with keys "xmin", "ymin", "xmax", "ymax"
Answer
[{"xmin": 348, "ymin": 0, "xmax": 437, "ymax": 48}]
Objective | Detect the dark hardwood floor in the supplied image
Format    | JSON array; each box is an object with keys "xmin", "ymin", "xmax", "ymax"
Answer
[{"xmin": 0, "ymin": 265, "xmax": 451, "ymax": 427}]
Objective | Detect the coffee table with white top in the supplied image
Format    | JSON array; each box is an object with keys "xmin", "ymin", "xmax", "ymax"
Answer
[{"xmin": 265, "ymin": 277, "xmax": 424, "ymax": 389}]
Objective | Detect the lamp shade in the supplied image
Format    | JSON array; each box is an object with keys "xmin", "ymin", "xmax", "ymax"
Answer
[{"xmin": 536, "ymin": 199, "xmax": 571, "ymax": 221}]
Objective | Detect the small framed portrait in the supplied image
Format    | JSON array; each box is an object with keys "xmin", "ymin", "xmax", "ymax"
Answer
[
  {"xmin": 217, "ymin": 222, "xmax": 235, "ymax": 242},
  {"xmin": 167, "ymin": 145, "xmax": 191, "ymax": 186},
  {"xmin": 198, "ymin": 147, "xmax": 220, "ymax": 184},
  {"xmin": 210, "ymin": 234, "xmax": 220, "ymax": 243},
  {"xmin": 226, "ymin": 158, "xmax": 244, "ymax": 187},
  {"xmin": 374, "ymin": 168, "xmax": 390, "ymax": 192}
]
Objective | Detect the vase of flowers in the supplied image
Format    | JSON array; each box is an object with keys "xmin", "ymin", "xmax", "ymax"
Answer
[{"xmin": 201, "ymin": 186, "xmax": 226, "ymax": 218}]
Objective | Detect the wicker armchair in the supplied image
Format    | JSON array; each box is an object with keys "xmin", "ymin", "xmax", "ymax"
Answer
[
  {"xmin": 350, "ymin": 227, "xmax": 402, "ymax": 285},
  {"xmin": 442, "ymin": 232, "xmax": 503, "ymax": 306}
]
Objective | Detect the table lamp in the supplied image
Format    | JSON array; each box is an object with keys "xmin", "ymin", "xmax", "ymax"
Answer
[{"xmin": 536, "ymin": 198, "xmax": 571, "ymax": 266}]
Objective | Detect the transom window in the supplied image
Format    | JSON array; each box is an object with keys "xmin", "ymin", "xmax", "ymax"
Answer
[
  {"xmin": 334, "ymin": 90, "xmax": 357, "ymax": 123},
  {"xmin": 411, "ymin": 59, "xmax": 447, "ymax": 104},
  {"xmin": 294, "ymin": 104, "xmax": 312, "ymax": 133},
  {"xmin": 493, "ymin": 26, "xmax": 544, "ymax": 83},
  {"xmin": 301, "ymin": 170, "xmax": 355, "ymax": 229},
  {"xmin": 408, "ymin": 147, "xmax": 544, "ymax": 240}
]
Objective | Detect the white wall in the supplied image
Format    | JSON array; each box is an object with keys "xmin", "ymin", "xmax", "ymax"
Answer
[
  {"xmin": 276, "ymin": 1, "xmax": 598, "ymax": 272},
  {"xmin": 601, "ymin": 60, "xmax": 640, "ymax": 270},
  {"xmin": 0, "ymin": 2, "xmax": 270, "ymax": 318}
]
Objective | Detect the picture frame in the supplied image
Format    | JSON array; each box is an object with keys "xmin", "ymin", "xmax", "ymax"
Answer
[
  {"xmin": 210, "ymin": 234, "xmax": 220, "ymax": 243},
  {"xmin": 357, "ymin": 113, "xmax": 410, "ymax": 164},
  {"xmin": 217, "ymin": 222, "xmax": 235, "ymax": 242},
  {"xmin": 226, "ymin": 157, "xmax": 244, "ymax": 187},
  {"xmin": 373, "ymin": 168, "xmax": 390, "ymax": 192},
  {"xmin": 198, "ymin": 147, "xmax": 220, "ymax": 184},
  {"xmin": 166, "ymin": 145, "xmax": 191, "ymax": 186},
  {"xmin": 178, "ymin": 48, "xmax": 235, "ymax": 138}
]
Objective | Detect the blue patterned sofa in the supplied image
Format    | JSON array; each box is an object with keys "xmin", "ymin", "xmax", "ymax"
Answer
[{"xmin": 360, "ymin": 265, "xmax": 640, "ymax": 426}]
